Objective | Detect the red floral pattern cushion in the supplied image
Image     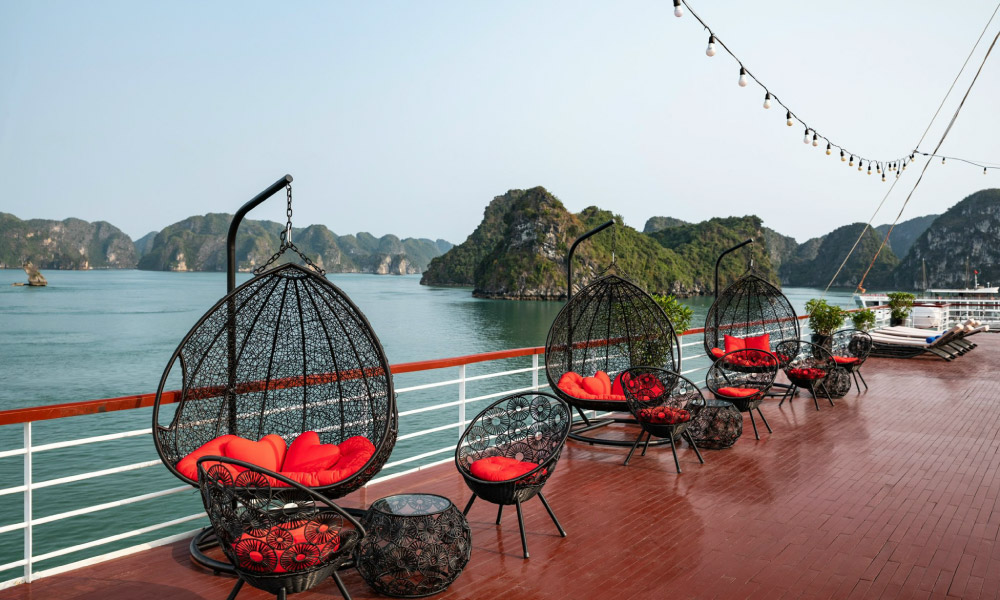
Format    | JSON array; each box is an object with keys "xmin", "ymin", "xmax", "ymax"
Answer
[
  {"xmin": 788, "ymin": 367, "xmax": 827, "ymax": 380},
  {"xmin": 637, "ymin": 406, "xmax": 690, "ymax": 425},
  {"xmin": 233, "ymin": 518, "xmax": 342, "ymax": 574}
]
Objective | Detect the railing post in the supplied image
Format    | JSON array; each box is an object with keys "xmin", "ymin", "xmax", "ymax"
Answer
[
  {"xmin": 23, "ymin": 421, "xmax": 32, "ymax": 584},
  {"xmin": 532, "ymin": 354, "xmax": 539, "ymax": 391},
  {"xmin": 458, "ymin": 365, "xmax": 466, "ymax": 437}
]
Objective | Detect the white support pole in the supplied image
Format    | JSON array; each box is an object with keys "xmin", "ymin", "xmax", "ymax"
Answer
[
  {"xmin": 532, "ymin": 354, "xmax": 539, "ymax": 391},
  {"xmin": 23, "ymin": 422, "xmax": 32, "ymax": 584},
  {"xmin": 457, "ymin": 365, "xmax": 466, "ymax": 437}
]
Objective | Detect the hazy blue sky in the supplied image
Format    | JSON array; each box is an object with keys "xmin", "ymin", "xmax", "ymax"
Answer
[{"xmin": 1, "ymin": 1, "xmax": 998, "ymax": 245}]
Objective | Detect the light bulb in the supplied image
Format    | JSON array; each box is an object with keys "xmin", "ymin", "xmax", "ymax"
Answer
[
  {"xmin": 706, "ymin": 35, "xmax": 716, "ymax": 57},
  {"xmin": 858, "ymin": 163, "xmax": 863, "ymax": 171},
  {"xmin": 673, "ymin": 0, "xmax": 683, "ymax": 17},
  {"xmin": 738, "ymin": 67, "xmax": 748, "ymax": 87},
  {"xmin": 896, "ymin": 172, "xmax": 900, "ymax": 179},
  {"xmin": 882, "ymin": 173, "xmax": 886, "ymax": 182},
  {"xmin": 903, "ymin": 162, "xmax": 907, "ymax": 170},
  {"xmin": 763, "ymin": 93, "xmax": 771, "ymax": 109},
  {"xmin": 868, "ymin": 163, "xmax": 872, "ymax": 175},
  {"xmin": 841, "ymin": 150, "xmax": 846, "ymax": 162},
  {"xmin": 985, "ymin": 167, "xmax": 989, "ymax": 175},
  {"xmin": 812, "ymin": 134, "xmax": 819, "ymax": 147},
  {"xmin": 877, "ymin": 164, "xmax": 881, "ymax": 174},
  {"xmin": 803, "ymin": 128, "xmax": 811, "ymax": 144},
  {"xmin": 826, "ymin": 143, "xmax": 832, "ymax": 155},
  {"xmin": 942, "ymin": 157, "xmax": 946, "ymax": 164}
]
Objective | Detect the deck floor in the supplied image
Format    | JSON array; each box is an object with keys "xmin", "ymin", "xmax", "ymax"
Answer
[{"xmin": 8, "ymin": 335, "xmax": 1000, "ymax": 600}]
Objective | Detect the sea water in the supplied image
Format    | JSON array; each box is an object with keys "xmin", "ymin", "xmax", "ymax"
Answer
[{"xmin": 0, "ymin": 269, "xmax": 857, "ymax": 576}]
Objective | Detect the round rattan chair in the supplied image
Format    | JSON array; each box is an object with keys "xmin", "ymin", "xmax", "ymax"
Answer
[
  {"xmin": 703, "ymin": 270, "xmax": 799, "ymax": 360},
  {"xmin": 196, "ymin": 456, "xmax": 364, "ymax": 600},
  {"xmin": 545, "ymin": 273, "xmax": 679, "ymax": 446},
  {"xmin": 620, "ymin": 368, "xmax": 706, "ymax": 472},
  {"xmin": 775, "ymin": 340, "xmax": 837, "ymax": 410},
  {"xmin": 705, "ymin": 349, "xmax": 779, "ymax": 440},
  {"xmin": 456, "ymin": 392, "xmax": 571, "ymax": 559},
  {"xmin": 831, "ymin": 328, "xmax": 873, "ymax": 392}
]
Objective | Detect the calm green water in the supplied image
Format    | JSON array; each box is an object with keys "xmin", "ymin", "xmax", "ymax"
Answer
[{"xmin": 0, "ymin": 269, "xmax": 856, "ymax": 577}]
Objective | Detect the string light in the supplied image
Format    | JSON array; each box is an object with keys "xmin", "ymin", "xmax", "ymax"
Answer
[
  {"xmin": 669, "ymin": 0, "xmax": 1000, "ymax": 181},
  {"xmin": 868, "ymin": 163, "xmax": 872, "ymax": 175},
  {"xmin": 826, "ymin": 143, "xmax": 832, "ymax": 155},
  {"xmin": 876, "ymin": 163, "xmax": 881, "ymax": 174}
]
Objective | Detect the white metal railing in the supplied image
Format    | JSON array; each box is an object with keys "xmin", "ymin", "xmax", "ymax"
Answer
[{"xmin": 0, "ymin": 316, "xmax": 891, "ymax": 590}]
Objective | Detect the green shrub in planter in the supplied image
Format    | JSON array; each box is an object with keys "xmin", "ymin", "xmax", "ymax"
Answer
[
  {"xmin": 652, "ymin": 293, "xmax": 694, "ymax": 335},
  {"xmin": 805, "ymin": 298, "xmax": 847, "ymax": 337},
  {"xmin": 850, "ymin": 308, "xmax": 876, "ymax": 331},
  {"xmin": 887, "ymin": 292, "xmax": 915, "ymax": 325}
]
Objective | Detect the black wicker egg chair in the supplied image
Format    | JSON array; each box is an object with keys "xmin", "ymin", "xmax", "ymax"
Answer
[
  {"xmin": 775, "ymin": 339, "xmax": 836, "ymax": 410},
  {"xmin": 196, "ymin": 456, "xmax": 364, "ymax": 600},
  {"xmin": 456, "ymin": 392, "xmax": 571, "ymax": 559},
  {"xmin": 544, "ymin": 221, "xmax": 680, "ymax": 447},
  {"xmin": 152, "ymin": 177, "xmax": 397, "ymax": 572},
  {"xmin": 619, "ymin": 368, "xmax": 706, "ymax": 472},
  {"xmin": 703, "ymin": 240, "xmax": 799, "ymax": 363},
  {"xmin": 830, "ymin": 328, "xmax": 873, "ymax": 393},
  {"xmin": 705, "ymin": 348, "xmax": 779, "ymax": 440}
]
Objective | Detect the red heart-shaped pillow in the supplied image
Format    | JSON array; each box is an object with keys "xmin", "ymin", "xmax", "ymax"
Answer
[
  {"xmin": 283, "ymin": 431, "xmax": 342, "ymax": 472},
  {"xmin": 225, "ymin": 434, "xmax": 287, "ymax": 472}
]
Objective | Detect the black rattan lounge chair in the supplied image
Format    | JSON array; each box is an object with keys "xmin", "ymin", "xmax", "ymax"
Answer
[
  {"xmin": 703, "ymin": 241, "xmax": 799, "ymax": 363},
  {"xmin": 456, "ymin": 392, "xmax": 571, "ymax": 559},
  {"xmin": 705, "ymin": 348, "xmax": 779, "ymax": 440},
  {"xmin": 830, "ymin": 328, "xmax": 873, "ymax": 392},
  {"xmin": 775, "ymin": 340, "xmax": 836, "ymax": 410},
  {"xmin": 620, "ymin": 368, "xmax": 705, "ymax": 472},
  {"xmin": 545, "ymin": 221, "xmax": 679, "ymax": 447},
  {"xmin": 152, "ymin": 177, "xmax": 397, "ymax": 572},
  {"xmin": 197, "ymin": 456, "xmax": 364, "ymax": 600}
]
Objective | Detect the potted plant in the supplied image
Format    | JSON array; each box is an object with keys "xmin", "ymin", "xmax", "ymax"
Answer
[
  {"xmin": 850, "ymin": 308, "xmax": 876, "ymax": 332},
  {"xmin": 805, "ymin": 298, "xmax": 846, "ymax": 349},
  {"xmin": 887, "ymin": 292, "xmax": 915, "ymax": 326}
]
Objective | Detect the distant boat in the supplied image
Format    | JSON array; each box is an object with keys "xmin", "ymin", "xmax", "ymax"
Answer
[{"xmin": 855, "ymin": 272, "xmax": 999, "ymax": 329}]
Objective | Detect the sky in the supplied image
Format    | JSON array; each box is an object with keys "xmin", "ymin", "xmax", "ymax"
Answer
[{"xmin": 1, "ymin": 1, "xmax": 998, "ymax": 246}]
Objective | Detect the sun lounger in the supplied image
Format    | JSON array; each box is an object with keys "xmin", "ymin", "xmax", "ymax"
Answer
[{"xmin": 868, "ymin": 328, "xmax": 965, "ymax": 361}]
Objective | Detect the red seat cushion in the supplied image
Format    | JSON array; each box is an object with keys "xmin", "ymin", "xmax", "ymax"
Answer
[
  {"xmin": 637, "ymin": 406, "xmax": 690, "ymax": 425},
  {"xmin": 724, "ymin": 335, "xmax": 746, "ymax": 353},
  {"xmin": 611, "ymin": 372, "xmax": 625, "ymax": 397},
  {"xmin": 233, "ymin": 521, "xmax": 342, "ymax": 574},
  {"xmin": 226, "ymin": 435, "xmax": 287, "ymax": 473},
  {"xmin": 558, "ymin": 371, "xmax": 626, "ymax": 401},
  {"xmin": 283, "ymin": 431, "xmax": 342, "ymax": 472},
  {"xmin": 788, "ymin": 367, "xmax": 827, "ymax": 380},
  {"xmin": 716, "ymin": 386, "xmax": 759, "ymax": 398},
  {"xmin": 623, "ymin": 372, "xmax": 666, "ymax": 401},
  {"xmin": 710, "ymin": 347, "xmax": 725, "ymax": 359},
  {"xmin": 277, "ymin": 436, "xmax": 376, "ymax": 487},
  {"xmin": 176, "ymin": 435, "xmax": 241, "ymax": 481},
  {"xmin": 469, "ymin": 456, "xmax": 540, "ymax": 482},
  {"xmin": 833, "ymin": 356, "xmax": 859, "ymax": 365}
]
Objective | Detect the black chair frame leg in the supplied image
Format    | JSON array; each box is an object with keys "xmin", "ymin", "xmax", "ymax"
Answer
[
  {"xmin": 514, "ymin": 498, "xmax": 529, "ymax": 559},
  {"xmin": 624, "ymin": 431, "xmax": 644, "ymax": 466},
  {"xmin": 277, "ymin": 588, "xmax": 287, "ymax": 600},
  {"xmin": 496, "ymin": 505, "xmax": 503, "ymax": 525},
  {"xmin": 226, "ymin": 579, "xmax": 245, "ymax": 600},
  {"xmin": 748, "ymin": 410, "xmax": 760, "ymax": 440},
  {"xmin": 640, "ymin": 431, "xmax": 653, "ymax": 456},
  {"xmin": 331, "ymin": 570, "xmax": 352, "ymax": 600},
  {"xmin": 808, "ymin": 386, "xmax": 821, "ymax": 411},
  {"xmin": 857, "ymin": 370, "xmax": 868, "ymax": 391},
  {"xmin": 463, "ymin": 493, "xmax": 477, "ymax": 516},
  {"xmin": 821, "ymin": 382, "xmax": 835, "ymax": 406},
  {"xmin": 683, "ymin": 430, "xmax": 705, "ymax": 464},
  {"xmin": 538, "ymin": 492, "xmax": 566, "ymax": 537},
  {"xmin": 667, "ymin": 429, "xmax": 682, "ymax": 473},
  {"xmin": 757, "ymin": 407, "xmax": 772, "ymax": 433}
]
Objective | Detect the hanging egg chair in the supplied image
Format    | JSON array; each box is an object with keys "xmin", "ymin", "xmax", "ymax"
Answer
[
  {"xmin": 151, "ymin": 175, "xmax": 397, "ymax": 572},
  {"xmin": 544, "ymin": 220, "xmax": 680, "ymax": 447},
  {"xmin": 702, "ymin": 239, "xmax": 799, "ymax": 360}
]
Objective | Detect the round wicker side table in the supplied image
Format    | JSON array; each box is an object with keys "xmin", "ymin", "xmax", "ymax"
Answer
[
  {"xmin": 687, "ymin": 398, "xmax": 743, "ymax": 449},
  {"xmin": 355, "ymin": 493, "xmax": 471, "ymax": 598}
]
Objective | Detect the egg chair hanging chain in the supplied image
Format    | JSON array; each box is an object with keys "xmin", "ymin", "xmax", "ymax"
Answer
[{"xmin": 252, "ymin": 183, "xmax": 327, "ymax": 276}]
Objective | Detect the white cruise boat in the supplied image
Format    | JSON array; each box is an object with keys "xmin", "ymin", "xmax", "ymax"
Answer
[{"xmin": 855, "ymin": 275, "xmax": 1000, "ymax": 329}]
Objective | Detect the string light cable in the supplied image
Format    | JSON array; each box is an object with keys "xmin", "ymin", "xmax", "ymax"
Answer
[{"xmin": 671, "ymin": 0, "xmax": 999, "ymax": 178}]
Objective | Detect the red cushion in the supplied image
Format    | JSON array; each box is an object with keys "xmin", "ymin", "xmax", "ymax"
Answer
[
  {"xmin": 724, "ymin": 335, "xmax": 746, "ymax": 353},
  {"xmin": 277, "ymin": 436, "xmax": 376, "ymax": 487},
  {"xmin": 283, "ymin": 431, "xmax": 342, "ymax": 472},
  {"xmin": 469, "ymin": 456, "xmax": 539, "ymax": 482},
  {"xmin": 624, "ymin": 372, "xmax": 666, "ymax": 400},
  {"xmin": 637, "ymin": 406, "xmax": 690, "ymax": 425},
  {"xmin": 716, "ymin": 386, "xmax": 759, "ymax": 398},
  {"xmin": 711, "ymin": 347, "xmax": 725, "ymax": 359},
  {"xmin": 226, "ymin": 434, "xmax": 287, "ymax": 473},
  {"xmin": 581, "ymin": 374, "xmax": 609, "ymax": 396},
  {"xmin": 788, "ymin": 367, "xmax": 827, "ymax": 380},
  {"xmin": 744, "ymin": 333, "xmax": 771, "ymax": 352},
  {"xmin": 176, "ymin": 435, "xmax": 240, "ymax": 481},
  {"xmin": 233, "ymin": 521, "xmax": 341, "ymax": 574},
  {"xmin": 611, "ymin": 372, "xmax": 624, "ymax": 397},
  {"xmin": 559, "ymin": 371, "xmax": 625, "ymax": 401},
  {"xmin": 833, "ymin": 356, "xmax": 859, "ymax": 365}
]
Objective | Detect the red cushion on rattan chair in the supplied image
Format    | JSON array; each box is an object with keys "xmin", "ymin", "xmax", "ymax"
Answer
[
  {"xmin": 788, "ymin": 367, "xmax": 827, "ymax": 380},
  {"xmin": 716, "ymin": 386, "xmax": 759, "ymax": 398},
  {"xmin": 744, "ymin": 333, "xmax": 771, "ymax": 352},
  {"xmin": 234, "ymin": 521, "xmax": 342, "ymax": 574},
  {"xmin": 176, "ymin": 435, "xmax": 241, "ymax": 480},
  {"xmin": 469, "ymin": 456, "xmax": 540, "ymax": 482},
  {"xmin": 710, "ymin": 347, "xmax": 726, "ymax": 359},
  {"xmin": 278, "ymin": 436, "xmax": 376, "ymax": 487},
  {"xmin": 637, "ymin": 406, "xmax": 690, "ymax": 425},
  {"xmin": 832, "ymin": 356, "xmax": 859, "ymax": 365},
  {"xmin": 724, "ymin": 335, "xmax": 746, "ymax": 353},
  {"xmin": 226, "ymin": 435, "xmax": 287, "ymax": 473},
  {"xmin": 283, "ymin": 431, "xmax": 342, "ymax": 472}
]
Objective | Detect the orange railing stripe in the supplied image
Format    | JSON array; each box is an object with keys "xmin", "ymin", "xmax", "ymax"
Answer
[{"xmin": 0, "ymin": 305, "xmax": 883, "ymax": 426}]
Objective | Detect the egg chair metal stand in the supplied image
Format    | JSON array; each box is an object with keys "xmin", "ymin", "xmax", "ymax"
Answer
[
  {"xmin": 703, "ymin": 240, "xmax": 799, "ymax": 397},
  {"xmin": 152, "ymin": 176, "xmax": 397, "ymax": 574},
  {"xmin": 544, "ymin": 221, "xmax": 680, "ymax": 447}
]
